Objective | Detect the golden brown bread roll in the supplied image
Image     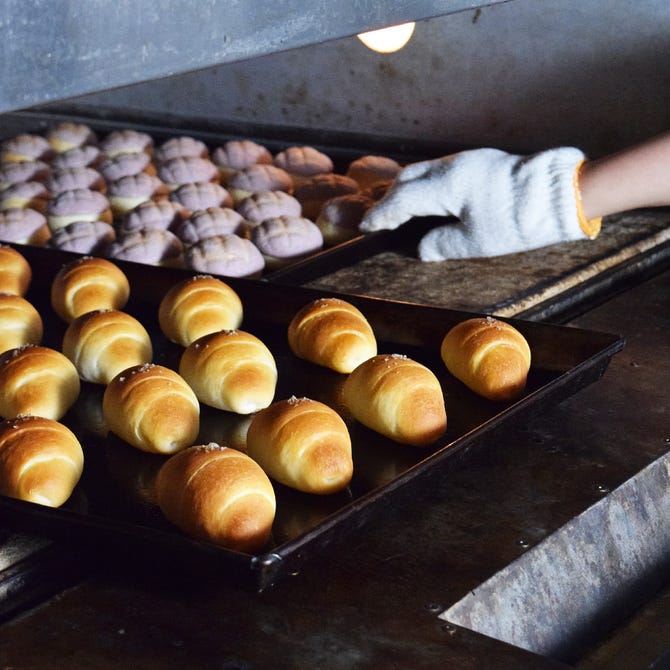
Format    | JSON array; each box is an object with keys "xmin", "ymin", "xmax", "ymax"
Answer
[
  {"xmin": 0, "ymin": 345, "xmax": 80, "ymax": 420},
  {"xmin": 287, "ymin": 297, "xmax": 377, "ymax": 374},
  {"xmin": 246, "ymin": 396, "xmax": 353, "ymax": 495},
  {"xmin": 0, "ymin": 245, "xmax": 32, "ymax": 296},
  {"xmin": 179, "ymin": 330, "xmax": 277, "ymax": 415},
  {"xmin": 62, "ymin": 309, "xmax": 153, "ymax": 384},
  {"xmin": 50, "ymin": 256, "xmax": 131, "ymax": 323},
  {"xmin": 440, "ymin": 316, "xmax": 531, "ymax": 401},
  {"xmin": 0, "ymin": 293, "xmax": 43, "ymax": 354},
  {"xmin": 158, "ymin": 274, "xmax": 243, "ymax": 347},
  {"xmin": 155, "ymin": 443, "xmax": 276, "ymax": 552},
  {"xmin": 0, "ymin": 415, "xmax": 84, "ymax": 507},
  {"xmin": 102, "ymin": 363, "xmax": 200, "ymax": 454},
  {"xmin": 342, "ymin": 354, "xmax": 447, "ymax": 447}
]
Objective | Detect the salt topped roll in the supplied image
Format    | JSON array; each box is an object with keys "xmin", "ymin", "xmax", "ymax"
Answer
[
  {"xmin": 0, "ymin": 415, "xmax": 84, "ymax": 507},
  {"xmin": 0, "ymin": 344, "xmax": 80, "ymax": 420},
  {"xmin": 102, "ymin": 362, "xmax": 200, "ymax": 455},
  {"xmin": 0, "ymin": 293, "xmax": 43, "ymax": 354},
  {"xmin": 50, "ymin": 256, "xmax": 130, "ymax": 323},
  {"xmin": 0, "ymin": 246, "xmax": 32, "ymax": 296},
  {"xmin": 158, "ymin": 274, "xmax": 243, "ymax": 347},
  {"xmin": 62, "ymin": 309, "xmax": 153, "ymax": 384}
]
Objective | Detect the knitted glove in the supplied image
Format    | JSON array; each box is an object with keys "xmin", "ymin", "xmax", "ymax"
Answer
[{"xmin": 359, "ymin": 147, "xmax": 601, "ymax": 260}]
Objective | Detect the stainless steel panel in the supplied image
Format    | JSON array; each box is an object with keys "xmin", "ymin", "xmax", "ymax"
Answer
[{"xmin": 0, "ymin": 0, "xmax": 507, "ymax": 113}]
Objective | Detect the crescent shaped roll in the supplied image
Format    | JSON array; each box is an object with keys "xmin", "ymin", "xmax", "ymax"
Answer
[
  {"xmin": 440, "ymin": 317, "xmax": 531, "ymax": 401},
  {"xmin": 62, "ymin": 309, "xmax": 153, "ymax": 384},
  {"xmin": 287, "ymin": 297, "xmax": 377, "ymax": 373},
  {"xmin": 50, "ymin": 256, "xmax": 130, "ymax": 323},
  {"xmin": 158, "ymin": 274, "xmax": 243, "ymax": 347},
  {"xmin": 342, "ymin": 354, "xmax": 447, "ymax": 447},
  {"xmin": 155, "ymin": 443, "xmax": 276, "ymax": 552},
  {"xmin": 179, "ymin": 330, "xmax": 277, "ymax": 415},
  {"xmin": 0, "ymin": 246, "xmax": 32, "ymax": 296},
  {"xmin": 0, "ymin": 293, "xmax": 43, "ymax": 354},
  {"xmin": 0, "ymin": 345, "xmax": 81, "ymax": 420},
  {"xmin": 102, "ymin": 363, "xmax": 200, "ymax": 454},
  {"xmin": 0, "ymin": 415, "xmax": 84, "ymax": 507},
  {"xmin": 246, "ymin": 396, "xmax": 353, "ymax": 495}
]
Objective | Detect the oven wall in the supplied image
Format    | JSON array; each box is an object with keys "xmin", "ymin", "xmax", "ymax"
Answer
[{"xmin": 62, "ymin": 0, "xmax": 670, "ymax": 157}]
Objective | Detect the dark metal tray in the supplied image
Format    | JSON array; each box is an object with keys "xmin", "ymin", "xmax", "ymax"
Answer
[
  {"xmin": 0, "ymin": 243, "xmax": 624, "ymax": 591},
  {"xmin": 0, "ymin": 108, "xmax": 456, "ymax": 282}
]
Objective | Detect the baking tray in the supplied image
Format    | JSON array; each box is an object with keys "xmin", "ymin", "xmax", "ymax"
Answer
[
  {"xmin": 0, "ymin": 242, "xmax": 624, "ymax": 591},
  {"xmin": 0, "ymin": 107, "xmax": 449, "ymax": 279}
]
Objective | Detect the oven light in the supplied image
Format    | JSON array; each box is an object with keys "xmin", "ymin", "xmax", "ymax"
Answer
[{"xmin": 356, "ymin": 22, "xmax": 415, "ymax": 53}]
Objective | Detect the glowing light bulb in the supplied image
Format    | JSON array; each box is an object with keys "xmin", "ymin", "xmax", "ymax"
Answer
[{"xmin": 357, "ymin": 22, "xmax": 416, "ymax": 53}]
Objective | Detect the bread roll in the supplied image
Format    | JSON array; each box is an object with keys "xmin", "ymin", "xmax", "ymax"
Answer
[
  {"xmin": 0, "ymin": 245, "xmax": 32, "ymax": 296},
  {"xmin": 0, "ymin": 415, "xmax": 84, "ymax": 507},
  {"xmin": 440, "ymin": 316, "xmax": 531, "ymax": 401},
  {"xmin": 246, "ymin": 397, "xmax": 353, "ymax": 495},
  {"xmin": 342, "ymin": 354, "xmax": 447, "ymax": 446},
  {"xmin": 179, "ymin": 330, "xmax": 277, "ymax": 415},
  {"xmin": 103, "ymin": 363, "xmax": 200, "ymax": 454},
  {"xmin": 156, "ymin": 444, "xmax": 275, "ymax": 551},
  {"xmin": 287, "ymin": 297, "xmax": 377, "ymax": 374},
  {"xmin": 51, "ymin": 256, "xmax": 130, "ymax": 323},
  {"xmin": 0, "ymin": 293, "xmax": 43, "ymax": 354},
  {"xmin": 62, "ymin": 309, "xmax": 153, "ymax": 384},
  {"xmin": 158, "ymin": 275, "xmax": 243, "ymax": 347},
  {"xmin": 0, "ymin": 345, "xmax": 80, "ymax": 420}
]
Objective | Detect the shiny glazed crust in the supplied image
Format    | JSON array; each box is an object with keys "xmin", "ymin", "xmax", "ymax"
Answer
[
  {"xmin": 246, "ymin": 396, "xmax": 353, "ymax": 495},
  {"xmin": 102, "ymin": 363, "xmax": 200, "ymax": 454},
  {"xmin": 440, "ymin": 317, "xmax": 531, "ymax": 401},
  {"xmin": 0, "ymin": 415, "xmax": 84, "ymax": 507},
  {"xmin": 342, "ymin": 354, "xmax": 447, "ymax": 447},
  {"xmin": 179, "ymin": 329, "xmax": 277, "ymax": 415},
  {"xmin": 0, "ymin": 345, "xmax": 81, "ymax": 420},
  {"xmin": 50, "ymin": 256, "xmax": 130, "ymax": 323},
  {"xmin": 158, "ymin": 275, "xmax": 243, "ymax": 347},
  {"xmin": 287, "ymin": 297, "xmax": 377, "ymax": 373},
  {"xmin": 155, "ymin": 444, "xmax": 276, "ymax": 552}
]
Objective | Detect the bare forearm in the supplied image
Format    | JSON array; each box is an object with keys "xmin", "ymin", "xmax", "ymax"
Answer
[{"xmin": 580, "ymin": 131, "xmax": 670, "ymax": 220}]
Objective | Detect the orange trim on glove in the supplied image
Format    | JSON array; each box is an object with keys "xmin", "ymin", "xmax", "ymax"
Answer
[{"xmin": 574, "ymin": 160, "xmax": 602, "ymax": 239}]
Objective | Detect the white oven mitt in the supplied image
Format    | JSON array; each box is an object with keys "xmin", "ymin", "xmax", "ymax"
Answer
[{"xmin": 359, "ymin": 147, "xmax": 601, "ymax": 260}]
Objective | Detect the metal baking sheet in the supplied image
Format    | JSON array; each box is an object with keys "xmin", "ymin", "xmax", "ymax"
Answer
[
  {"xmin": 0, "ymin": 108, "xmax": 458, "ymax": 280},
  {"xmin": 0, "ymin": 243, "xmax": 624, "ymax": 591}
]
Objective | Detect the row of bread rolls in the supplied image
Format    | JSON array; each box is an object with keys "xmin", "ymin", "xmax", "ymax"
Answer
[
  {"xmin": 0, "ymin": 122, "xmax": 403, "ymax": 278},
  {"xmin": 0, "ymin": 246, "xmax": 531, "ymax": 553}
]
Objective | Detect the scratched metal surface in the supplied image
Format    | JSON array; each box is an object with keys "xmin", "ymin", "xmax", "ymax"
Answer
[{"xmin": 304, "ymin": 209, "xmax": 670, "ymax": 319}]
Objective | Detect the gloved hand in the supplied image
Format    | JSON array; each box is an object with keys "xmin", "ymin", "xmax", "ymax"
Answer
[{"xmin": 359, "ymin": 147, "xmax": 601, "ymax": 261}]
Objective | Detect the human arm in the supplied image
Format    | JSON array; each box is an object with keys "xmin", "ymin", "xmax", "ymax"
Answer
[
  {"xmin": 579, "ymin": 131, "xmax": 670, "ymax": 219},
  {"xmin": 359, "ymin": 133, "xmax": 670, "ymax": 261}
]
